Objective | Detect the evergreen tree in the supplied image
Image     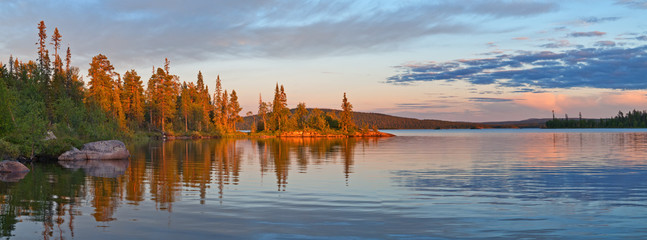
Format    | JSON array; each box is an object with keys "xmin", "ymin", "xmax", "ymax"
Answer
[
  {"xmin": 65, "ymin": 46, "xmax": 71, "ymax": 72},
  {"xmin": 122, "ymin": 69, "xmax": 145, "ymax": 123},
  {"xmin": 213, "ymin": 75, "xmax": 223, "ymax": 129},
  {"xmin": 229, "ymin": 90, "xmax": 242, "ymax": 130},
  {"xmin": 180, "ymin": 82, "xmax": 191, "ymax": 132},
  {"xmin": 36, "ymin": 21, "xmax": 50, "ymax": 73},
  {"xmin": 196, "ymin": 71, "xmax": 211, "ymax": 131},
  {"xmin": 258, "ymin": 94, "xmax": 268, "ymax": 131},
  {"xmin": 270, "ymin": 84, "xmax": 289, "ymax": 131},
  {"xmin": 340, "ymin": 92, "xmax": 355, "ymax": 132},
  {"xmin": 220, "ymin": 89, "xmax": 229, "ymax": 131},
  {"xmin": 87, "ymin": 54, "xmax": 125, "ymax": 126},
  {"xmin": 150, "ymin": 66, "xmax": 179, "ymax": 132},
  {"xmin": 50, "ymin": 27, "xmax": 63, "ymax": 72}
]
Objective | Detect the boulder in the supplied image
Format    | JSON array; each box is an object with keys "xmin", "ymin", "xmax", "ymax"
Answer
[
  {"xmin": 0, "ymin": 160, "xmax": 30, "ymax": 173},
  {"xmin": 59, "ymin": 140, "xmax": 130, "ymax": 161}
]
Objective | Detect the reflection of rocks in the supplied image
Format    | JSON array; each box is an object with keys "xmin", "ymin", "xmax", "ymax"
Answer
[
  {"xmin": 0, "ymin": 160, "xmax": 30, "ymax": 182},
  {"xmin": 59, "ymin": 159, "xmax": 129, "ymax": 178},
  {"xmin": 0, "ymin": 171, "xmax": 29, "ymax": 182},
  {"xmin": 59, "ymin": 140, "xmax": 130, "ymax": 161}
]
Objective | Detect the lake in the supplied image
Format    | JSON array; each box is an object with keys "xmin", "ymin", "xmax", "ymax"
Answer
[{"xmin": 2, "ymin": 129, "xmax": 647, "ymax": 239}]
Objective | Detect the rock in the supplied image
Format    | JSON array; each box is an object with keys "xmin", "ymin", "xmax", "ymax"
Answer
[
  {"xmin": 0, "ymin": 160, "xmax": 30, "ymax": 173},
  {"xmin": 0, "ymin": 161, "xmax": 29, "ymax": 182},
  {"xmin": 58, "ymin": 140, "xmax": 130, "ymax": 161},
  {"xmin": 44, "ymin": 130, "xmax": 57, "ymax": 141},
  {"xmin": 59, "ymin": 159, "xmax": 129, "ymax": 178},
  {"xmin": 0, "ymin": 160, "xmax": 30, "ymax": 181}
]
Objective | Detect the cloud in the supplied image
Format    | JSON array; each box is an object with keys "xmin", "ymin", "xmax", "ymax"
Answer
[
  {"xmin": 515, "ymin": 91, "xmax": 647, "ymax": 113},
  {"xmin": 579, "ymin": 17, "xmax": 621, "ymax": 24},
  {"xmin": 637, "ymin": 35, "xmax": 647, "ymax": 41},
  {"xmin": 513, "ymin": 37, "xmax": 529, "ymax": 40},
  {"xmin": 0, "ymin": 0, "xmax": 560, "ymax": 65},
  {"xmin": 387, "ymin": 45, "xmax": 647, "ymax": 90},
  {"xmin": 468, "ymin": 97, "xmax": 514, "ymax": 102},
  {"xmin": 594, "ymin": 41, "xmax": 616, "ymax": 47},
  {"xmin": 540, "ymin": 39, "xmax": 572, "ymax": 48},
  {"xmin": 616, "ymin": 0, "xmax": 647, "ymax": 9},
  {"xmin": 569, "ymin": 31, "xmax": 606, "ymax": 37},
  {"xmin": 394, "ymin": 103, "xmax": 451, "ymax": 109}
]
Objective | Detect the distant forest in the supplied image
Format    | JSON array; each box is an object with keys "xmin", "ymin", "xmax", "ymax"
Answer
[
  {"xmin": 239, "ymin": 109, "xmax": 547, "ymax": 130},
  {"xmin": 546, "ymin": 110, "xmax": 647, "ymax": 128}
]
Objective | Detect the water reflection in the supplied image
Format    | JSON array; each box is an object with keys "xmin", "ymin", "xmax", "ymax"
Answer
[
  {"xmin": 0, "ymin": 171, "xmax": 28, "ymax": 183},
  {"xmin": 0, "ymin": 137, "xmax": 367, "ymax": 238},
  {"xmin": 0, "ymin": 163, "xmax": 85, "ymax": 239},
  {"xmin": 254, "ymin": 138, "xmax": 360, "ymax": 191},
  {"xmin": 2, "ymin": 131, "xmax": 647, "ymax": 239},
  {"xmin": 59, "ymin": 159, "xmax": 129, "ymax": 178}
]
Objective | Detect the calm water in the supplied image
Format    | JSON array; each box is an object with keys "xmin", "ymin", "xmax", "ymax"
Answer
[{"xmin": 3, "ymin": 129, "xmax": 647, "ymax": 239}]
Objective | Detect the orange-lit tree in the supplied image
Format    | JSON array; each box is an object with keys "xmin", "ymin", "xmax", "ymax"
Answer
[
  {"xmin": 87, "ymin": 54, "xmax": 125, "ymax": 127},
  {"xmin": 122, "ymin": 69, "xmax": 145, "ymax": 123}
]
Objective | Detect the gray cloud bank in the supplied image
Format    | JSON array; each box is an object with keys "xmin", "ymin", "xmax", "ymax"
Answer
[
  {"xmin": 0, "ymin": 0, "xmax": 558, "ymax": 64},
  {"xmin": 388, "ymin": 45, "xmax": 647, "ymax": 90}
]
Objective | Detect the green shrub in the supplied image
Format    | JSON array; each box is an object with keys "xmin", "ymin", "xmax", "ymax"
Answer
[{"xmin": 0, "ymin": 139, "xmax": 20, "ymax": 159}]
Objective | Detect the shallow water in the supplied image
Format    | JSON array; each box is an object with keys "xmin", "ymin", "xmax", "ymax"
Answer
[{"xmin": 2, "ymin": 129, "xmax": 647, "ymax": 239}]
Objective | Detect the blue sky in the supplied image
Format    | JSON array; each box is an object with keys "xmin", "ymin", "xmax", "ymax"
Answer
[{"xmin": 1, "ymin": 0, "xmax": 646, "ymax": 121}]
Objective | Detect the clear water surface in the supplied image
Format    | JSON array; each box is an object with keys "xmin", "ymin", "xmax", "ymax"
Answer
[{"xmin": 2, "ymin": 129, "xmax": 647, "ymax": 239}]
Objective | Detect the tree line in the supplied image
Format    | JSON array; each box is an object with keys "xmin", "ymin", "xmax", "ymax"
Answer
[
  {"xmin": 546, "ymin": 110, "xmax": 647, "ymax": 128},
  {"xmin": 0, "ymin": 21, "xmax": 359, "ymax": 159}
]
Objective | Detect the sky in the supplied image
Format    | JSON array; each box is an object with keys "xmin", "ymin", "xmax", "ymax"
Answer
[{"xmin": 1, "ymin": 0, "xmax": 647, "ymax": 122}]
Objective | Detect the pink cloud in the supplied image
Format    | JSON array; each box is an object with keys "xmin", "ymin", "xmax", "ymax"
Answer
[{"xmin": 514, "ymin": 91, "xmax": 647, "ymax": 114}]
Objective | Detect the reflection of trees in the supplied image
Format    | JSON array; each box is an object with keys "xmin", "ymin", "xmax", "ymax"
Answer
[
  {"xmin": 254, "ymin": 138, "xmax": 361, "ymax": 191},
  {"xmin": 212, "ymin": 139, "xmax": 243, "ymax": 201},
  {"xmin": 0, "ymin": 137, "xmax": 368, "ymax": 237},
  {"xmin": 149, "ymin": 141, "xmax": 181, "ymax": 211},
  {"xmin": 125, "ymin": 143, "xmax": 147, "ymax": 204},
  {"xmin": 0, "ymin": 163, "xmax": 86, "ymax": 239},
  {"xmin": 90, "ymin": 177, "xmax": 121, "ymax": 222}
]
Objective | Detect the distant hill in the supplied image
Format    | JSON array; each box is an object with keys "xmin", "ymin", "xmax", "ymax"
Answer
[
  {"xmin": 481, "ymin": 118, "xmax": 550, "ymax": 128},
  {"xmin": 238, "ymin": 109, "xmax": 547, "ymax": 130}
]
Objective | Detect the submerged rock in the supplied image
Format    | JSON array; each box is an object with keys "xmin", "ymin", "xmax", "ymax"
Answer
[{"xmin": 59, "ymin": 140, "xmax": 130, "ymax": 161}]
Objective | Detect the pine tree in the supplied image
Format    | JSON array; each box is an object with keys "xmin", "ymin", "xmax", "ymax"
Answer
[
  {"xmin": 51, "ymin": 27, "xmax": 63, "ymax": 72},
  {"xmin": 87, "ymin": 54, "xmax": 124, "ymax": 126},
  {"xmin": 258, "ymin": 94, "xmax": 268, "ymax": 131},
  {"xmin": 229, "ymin": 90, "xmax": 242, "ymax": 130},
  {"xmin": 270, "ymin": 84, "xmax": 289, "ymax": 131},
  {"xmin": 212, "ymin": 75, "xmax": 223, "ymax": 129},
  {"xmin": 65, "ymin": 46, "xmax": 71, "ymax": 72},
  {"xmin": 220, "ymin": 89, "xmax": 229, "ymax": 131},
  {"xmin": 196, "ymin": 71, "xmax": 211, "ymax": 131},
  {"xmin": 36, "ymin": 21, "xmax": 49, "ymax": 72},
  {"xmin": 340, "ymin": 92, "xmax": 355, "ymax": 132},
  {"xmin": 156, "ymin": 66, "xmax": 179, "ymax": 132},
  {"xmin": 180, "ymin": 82, "xmax": 191, "ymax": 132},
  {"xmin": 146, "ymin": 67, "xmax": 161, "ymax": 128},
  {"xmin": 122, "ymin": 69, "xmax": 145, "ymax": 122}
]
